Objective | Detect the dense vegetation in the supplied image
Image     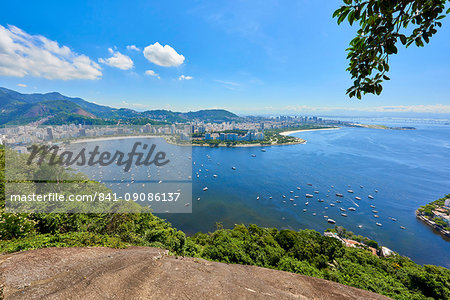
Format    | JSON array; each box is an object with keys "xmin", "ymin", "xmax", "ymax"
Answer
[
  {"xmin": 0, "ymin": 87, "xmax": 241, "ymax": 125},
  {"xmin": 1, "ymin": 146, "xmax": 449, "ymax": 299}
]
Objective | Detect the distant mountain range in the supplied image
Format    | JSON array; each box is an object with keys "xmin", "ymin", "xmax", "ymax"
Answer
[{"xmin": 0, "ymin": 87, "xmax": 240, "ymax": 125}]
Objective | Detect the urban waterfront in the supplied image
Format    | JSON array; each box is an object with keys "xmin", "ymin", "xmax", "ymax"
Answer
[{"xmin": 69, "ymin": 122, "xmax": 450, "ymax": 268}]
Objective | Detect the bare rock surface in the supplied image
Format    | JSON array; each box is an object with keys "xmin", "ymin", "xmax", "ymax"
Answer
[{"xmin": 0, "ymin": 247, "xmax": 391, "ymax": 299}]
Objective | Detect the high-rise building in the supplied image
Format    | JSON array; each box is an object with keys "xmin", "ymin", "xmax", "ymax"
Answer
[{"xmin": 46, "ymin": 127, "xmax": 54, "ymax": 140}]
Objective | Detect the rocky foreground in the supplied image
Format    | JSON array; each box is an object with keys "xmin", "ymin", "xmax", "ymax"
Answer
[{"xmin": 0, "ymin": 247, "xmax": 390, "ymax": 300}]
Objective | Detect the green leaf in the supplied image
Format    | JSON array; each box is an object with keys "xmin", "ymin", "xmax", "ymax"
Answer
[
  {"xmin": 386, "ymin": 43, "xmax": 398, "ymax": 54},
  {"xmin": 399, "ymin": 35, "xmax": 407, "ymax": 45}
]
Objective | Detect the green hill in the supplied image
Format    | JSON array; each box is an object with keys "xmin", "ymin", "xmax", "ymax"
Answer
[{"xmin": 0, "ymin": 87, "xmax": 241, "ymax": 125}]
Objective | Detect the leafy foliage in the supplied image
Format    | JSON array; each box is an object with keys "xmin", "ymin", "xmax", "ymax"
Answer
[
  {"xmin": 334, "ymin": 0, "xmax": 450, "ymax": 98},
  {"xmin": 187, "ymin": 224, "xmax": 450, "ymax": 300},
  {"xmin": 1, "ymin": 146, "xmax": 450, "ymax": 299}
]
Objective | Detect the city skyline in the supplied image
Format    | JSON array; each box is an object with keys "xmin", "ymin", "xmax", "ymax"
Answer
[{"xmin": 1, "ymin": 1, "xmax": 450, "ymax": 116}]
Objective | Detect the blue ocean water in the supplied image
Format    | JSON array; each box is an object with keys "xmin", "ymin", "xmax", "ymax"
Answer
[
  {"xmin": 73, "ymin": 124, "xmax": 450, "ymax": 267},
  {"xmin": 165, "ymin": 124, "xmax": 450, "ymax": 267}
]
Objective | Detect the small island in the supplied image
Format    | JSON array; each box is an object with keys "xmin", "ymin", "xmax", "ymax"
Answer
[{"xmin": 416, "ymin": 194, "xmax": 450, "ymax": 239}]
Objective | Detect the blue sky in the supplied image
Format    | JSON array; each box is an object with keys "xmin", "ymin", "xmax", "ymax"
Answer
[{"xmin": 1, "ymin": 0, "xmax": 450, "ymax": 115}]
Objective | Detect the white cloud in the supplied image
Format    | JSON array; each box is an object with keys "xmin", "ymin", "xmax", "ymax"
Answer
[
  {"xmin": 179, "ymin": 75, "xmax": 193, "ymax": 80},
  {"xmin": 16, "ymin": 83, "xmax": 27, "ymax": 87},
  {"xmin": 0, "ymin": 25, "xmax": 102, "ymax": 80},
  {"xmin": 143, "ymin": 42, "xmax": 185, "ymax": 67},
  {"xmin": 145, "ymin": 70, "xmax": 160, "ymax": 79},
  {"xmin": 215, "ymin": 80, "xmax": 240, "ymax": 90},
  {"xmin": 126, "ymin": 45, "xmax": 140, "ymax": 51},
  {"xmin": 99, "ymin": 48, "xmax": 134, "ymax": 70},
  {"xmin": 284, "ymin": 104, "xmax": 450, "ymax": 114}
]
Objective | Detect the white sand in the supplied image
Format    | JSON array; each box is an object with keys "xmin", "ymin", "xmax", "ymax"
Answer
[{"xmin": 279, "ymin": 127, "xmax": 340, "ymax": 136}]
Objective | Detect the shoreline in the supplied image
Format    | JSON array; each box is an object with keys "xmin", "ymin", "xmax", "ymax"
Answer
[
  {"xmin": 416, "ymin": 211, "xmax": 450, "ymax": 240},
  {"xmin": 61, "ymin": 126, "xmax": 340, "ymax": 147},
  {"xmin": 68, "ymin": 135, "xmax": 166, "ymax": 144},
  {"xmin": 279, "ymin": 127, "xmax": 340, "ymax": 136}
]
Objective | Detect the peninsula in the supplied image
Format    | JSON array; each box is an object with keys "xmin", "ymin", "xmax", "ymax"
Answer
[{"xmin": 416, "ymin": 194, "xmax": 450, "ymax": 239}]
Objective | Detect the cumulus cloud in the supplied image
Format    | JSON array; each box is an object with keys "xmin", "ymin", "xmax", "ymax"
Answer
[
  {"xmin": 143, "ymin": 42, "xmax": 185, "ymax": 67},
  {"xmin": 0, "ymin": 25, "xmax": 101, "ymax": 80},
  {"xmin": 16, "ymin": 83, "xmax": 27, "ymax": 87},
  {"xmin": 179, "ymin": 75, "xmax": 193, "ymax": 80},
  {"xmin": 126, "ymin": 45, "xmax": 140, "ymax": 51},
  {"xmin": 145, "ymin": 70, "xmax": 160, "ymax": 79},
  {"xmin": 99, "ymin": 48, "xmax": 134, "ymax": 70}
]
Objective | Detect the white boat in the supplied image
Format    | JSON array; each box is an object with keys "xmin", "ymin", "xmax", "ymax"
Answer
[
  {"xmin": 336, "ymin": 193, "xmax": 344, "ymax": 197},
  {"xmin": 400, "ymin": 226, "xmax": 406, "ymax": 230},
  {"xmin": 341, "ymin": 213, "xmax": 347, "ymax": 217},
  {"xmin": 327, "ymin": 219, "xmax": 336, "ymax": 224},
  {"xmin": 261, "ymin": 149, "xmax": 266, "ymax": 152},
  {"xmin": 368, "ymin": 195, "xmax": 374, "ymax": 199},
  {"xmin": 312, "ymin": 213, "xmax": 316, "ymax": 216},
  {"xmin": 213, "ymin": 174, "xmax": 218, "ymax": 178},
  {"xmin": 347, "ymin": 190, "xmax": 354, "ymax": 193},
  {"xmin": 330, "ymin": 203, "xmax": 335, "ymax": 207},
  {"xmin": 256, "ymin": 196, "xmax": 260, "ymax": 200},
  {"xmin": 251, "ymin": 154, "xmax": 256, "ymax": 157},
  {"xmin": 358, "ymin": 225, "xmax": 363, "ymax": 228},
  {"xmin": 303, "ymin": 209, "xmax": 307, "ymax": 212},
  {"xmin": 305, "ymin": 194, "xmax": 313, "ymax": 198},
  {"xmin": 349, "ymin": 207, "xmax": 356, "ymax": 211},
  {"xmin": 355, "ymin": 197, "xmax": 361, "ymax": 200},
  {"xmin": 340, "ymin": 207, "xmax": 346, "ymax": 211},
  {"xmin": 305, "ymin": 202, "xmax": 309, "ymax": 206},
  {"xmin": 374, "ymin": 215, "xmax": 379, "ymax": 218},
  {"xmin": 376, "ymin": 222, "xmax": 382, "ymax": 226},
  {"xmin": 231, "ymin": 167, "xmax": 236, "ymax": 170},
  {"xmin": 203, "ymin": 187, "xmax": 208, "ymax": 191},
  {"xmin": 314, "ymin": 191, "xmax": 319, "ymax": 194},
  {"xmin": 297, "ymin": 187, "xmax": 301, "ymax": 190}
]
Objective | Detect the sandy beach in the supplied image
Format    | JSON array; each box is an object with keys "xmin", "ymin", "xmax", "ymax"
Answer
[
  {"xmin": 66, "ymin": 127, "xmax": 337, "ymax": 146},
  {"xmin": 279, "ymin": 127, "xmax": 340, "ymax": 136}
]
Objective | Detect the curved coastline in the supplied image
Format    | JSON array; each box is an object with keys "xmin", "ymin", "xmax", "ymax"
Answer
[
  {"xmin": 279, "ymin": 127, "xmax": 341, "ymax": 136},
  {"xmin": 61, "ymin": 127, "xmax": 340, "ymax": 147}
]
